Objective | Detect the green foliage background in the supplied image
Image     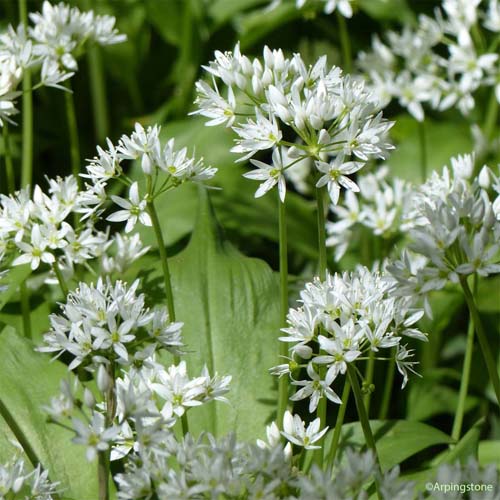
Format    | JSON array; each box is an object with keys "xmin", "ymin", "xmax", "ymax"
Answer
[{"xmin": 0, "ymin": 0, "xmax": 499, "ymax": 495}]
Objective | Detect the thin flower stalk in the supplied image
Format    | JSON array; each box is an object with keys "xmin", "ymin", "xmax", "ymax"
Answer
[
  {"xmin": 277, "ymin": 193, "xmax": 290, "ymax": 426},
  {"xmin": 347, "ymin": 364, "xmax": 382, "ymax": 498},
  {"xmin": 64, "ymin": 81, "xmax": 82, "ymax": 189},
  {"xmin": 326, "ymin": 378, "xmax": 351, "ymax": 470},
  {"xmin": 459, "ymin": 275, "xmax": 500, "ymax": 406}
]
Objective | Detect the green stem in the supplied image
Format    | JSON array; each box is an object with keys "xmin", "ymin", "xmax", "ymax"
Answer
[
  {"xmin": 0, "ymin": 398, "xmax": 40, "ymax": 468},
  {"xmin": 146, "ymin": 189, "xmax": 189, "ymax": 435},
  {"xmin": 451, "ymin": 310, "xmax": 475, "ymax": 441},
  {"xmin": 277, "ymin": 195, "xmax": 289, "ymax": 426},
  {"xmin": 326, "ymin": 379, "xmax": 351, "ymax": 470},
  {"xmin": 459, "ymin": 276, "xmax": 500, "ymax": 407},
  {"xmin": 52, "ymin": 262, "xmax": 69, "ymax": 297},
  {"xmin": 418, "ymin": 120, "xmax": 427, "ymax": 182},
  {"xmin": 146, "ymin": 198, "xmax": 176, "ymax": 322},
  {"xmin": 337, "ymin": 11, "xmax": 352, "ymax": 73},
  {"xmin": 3, "ymin": 125, "xmax": 15, "ymax": 193},
  {"xmin": 347, "ymin": 364, "xmax": 382, "ymax": 496},
  {"xmin": 483, "ymin": 86, "xmax": 498, "ymax": 145},
  {"xmin": 363, "ymin": 351, "xmax": 375, "ymax": 416},
  {"xmin": 87, "ymin": 44, "xmax": 109, "ymax": 142},
  {"xmin": 20, "ymin": 281, "xmax": 32, "ymax": 340},
  {"xmin": 314, "ymin": 184, "xmax": 328, "ymax": 465},
  {"xmin": 64, "ymin": 82, "xmax": 82, "ymax": 189},
  {"xmin": 378, "ymin": 348, "xmax": 396, "ymax": 420},
  {"xmin": 19, "ymin": 0, "xmax": 32, "ymax": 191},
  {"xmin": 316, "ymin": 185, "xmax": 328, "ymax": 280},
  {"xmin": 18, "ymin": 0, "xmax": 34, "ymax": 338},
  {"xmin": 97, "ymin": 452, "xmax": 109, "ymax": 500}
]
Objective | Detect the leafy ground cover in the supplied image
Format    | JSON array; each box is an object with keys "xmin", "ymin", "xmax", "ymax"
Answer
[{"xmin": 0, "ymin": 0, "xmax": 499, "ymax": 499}]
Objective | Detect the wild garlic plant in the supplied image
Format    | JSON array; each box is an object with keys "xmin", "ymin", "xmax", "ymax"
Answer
[
  {"xmin": 1, "ymin": 1, "xmax": 500, "ymax": 499},
  {"xmin": 39, "ymin": 278, "xmax": 231, "ymax": 499},
  {"xmin": 0, "ymin": 0, "xmax": 125, "ymax": 342},
  {"xmin": 388, "ymin": 153, "xmax": 500, "ymax": 440},
  {"xmin": 358, "ymin": 0, "xmax": 500, "ymax": 122},
  {"xmin": 270, "ymin": 265, "xmax": 427, "ymax": 470},
  {"xmin": 78, "ymin": 122, "xmax": 217, "ymax": 324},
  {"xmin": 0, "ymin": 1, "xmax": 126, "ymax": 184},
  {"xmin": 193, "ymin": 44, "xmax": 394, "ymax": 443}
]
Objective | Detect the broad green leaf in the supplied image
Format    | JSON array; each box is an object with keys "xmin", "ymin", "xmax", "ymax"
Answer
[
  {"xmin": 387, "ymin": 116, "xmax": 473, "ymax": 183},
  {"xmin": 478, "ymin": 441, "xmax": 500, "ymax": 468},
  {"xmin": 328, "ymin": 420, "xmax": 452, "ymax": 471},
  {"xmin": 476, "ymin": 276, "xmax": 500, "ymax": 313},
  {"xmin": 407, "ymin": 378, "xmax": 479, "ymax": 422},
  {"xmin": 157, "ymin": 188, "xmax": 280, "ymax": 440},
  {"xmin": 0, "ymin": 265, "xmax": 31, "ymax": 312},
  {"xmin": 0, "ymin": 327, "xmax": 100, "ymax": 500},
  {"xmin": 0, "ymin": 299, "xmax": 51, "ymax": 344},
  {"xmin": 420, "ymin": 288, "xmax": 463, "ymax": 372}
]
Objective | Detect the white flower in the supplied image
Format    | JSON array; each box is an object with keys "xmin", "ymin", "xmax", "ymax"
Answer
[
  {"xmin": 13, "ymin": 224, "xmax": 55, "ymax": 269},
  {"xmin": 315, "ymin": 155, "xmax": 363, "ymax": 204},
  {"xmin": 191, "ymin": 80, "xmax": 237, "ymax": 127},
  {"xmin": 231, "ymin": 112, "xmax": 282, "ymax": 161},
  {"xmin": 92, "ymin": 314, "xmax": 135, "ymax": 362},
  {"xmin": 117, "ymin": 123, "xmax": 161, "ymax": 175},
  {"xmin": 72, "ymin": 412, "xmax": 120, "ymax": 461},
  {"xmin": 484, "ymin": 0, "xmax": 500, "ymax": 32},
  {"xmin": 281, "ymin": 411, "xmax": 328, "ymax": 450},
  {"xmin": 243, "ymin": 147, "xmax": 287, "ymax": 202},
  {"xmin": 107, "ymin": 182, "xmax": 151, "ymax": 233},
  {"xmin": 314, "ymin": 330, "xmax": 362, "ymax": 380},
  {"xmin": 290, "ymin": 362, "xmax": 341, "ymax": 412}
]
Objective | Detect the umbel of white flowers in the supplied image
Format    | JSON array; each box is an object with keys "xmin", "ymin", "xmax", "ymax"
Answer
[
  {"xmin": 79, "ymin": 122, "xmax": 217, "ymax": 234},
  {"xmin": 192, "ymin": 43, "xmax": 394, "ymax": 204},
  {"xmin": 271, "ymin": 265, "xmax": 427, "ymax": 413},
  {"xmin": 0, "ymin": 1, "xmax": 126, "ymax": 126},
  {"xmin": 358, "ymin": 0, "xmax": 500, "ymax": 120},
  {"xmin": 388, "ymin": 153, "xmax": 500, "ymax": 307},
  {"xmin": 0, "ymin": 176, "xmax": 108, "ymax": 271},
  {"xmin": 40, "ymin": 278, "xmax": 231, "ymax": 463},
  {"xmin": 326, "ymin": 165, "xmax": 413, "ymax": 261}
]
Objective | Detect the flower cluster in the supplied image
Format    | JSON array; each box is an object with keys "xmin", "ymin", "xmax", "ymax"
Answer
[
  {"xmin": 114, "ymin": 432, "xmax": 500, "ymax": 500},
  {"xmin": 0, "ymin": 1, "xmax": 125, "ymax": 125},
  {"xmin": 0, "ymin": 451, "xmax": 58, "ymax": 500},
  {"xmin": 358, "ymin": 0, "xmax": 500, "ymax": 119},
  {"xmin": 268, "ymin": 0, "xmax": 354, "ymax": 17},
  {"xmin": 327, "ymin": 166, "xmax": 413, "ymax": 260},
  {"xmin": 43, "ymin": 359, "xmax": 231, "ymax": 464},
  {"xmin": 388, "ymin": 154, "xmax": 500, "ymax": 301},
  {"xmin": 193, "ymin": 43, "xmax": 393, "ymax": 204},
  {"xmin": 0, "ymin": 176, "xmax": 108, "ymax": 272},
  {"xmin": 80, "ymin": 122, "xmax": 217, "ymax": 234},
  {"xmin": 39, "ymin": 278, "xmax": 183, "ymax": 368},
  {"xmin": 40, "ymin": 278, "xmax": 231, "ymax": 464},
  {"xmin": 115, "ymin": 432, "xmax": 294, "ymax": 500},
  {"xmin": 273, "ymin": 265, "xmax": 427, "ymax": 410}
]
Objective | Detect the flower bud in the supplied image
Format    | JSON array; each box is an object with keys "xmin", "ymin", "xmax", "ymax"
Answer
[
  {"xmin": 83, "ymin": 388, "xmax": 96, "ymax": 409},
  {"xmin": 479, "ymin": 165, "xmax": 490, "ymax": 188},
  {"xmin": 97, "ymin": 364, "xmax": 110, "ymax": 393}
]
